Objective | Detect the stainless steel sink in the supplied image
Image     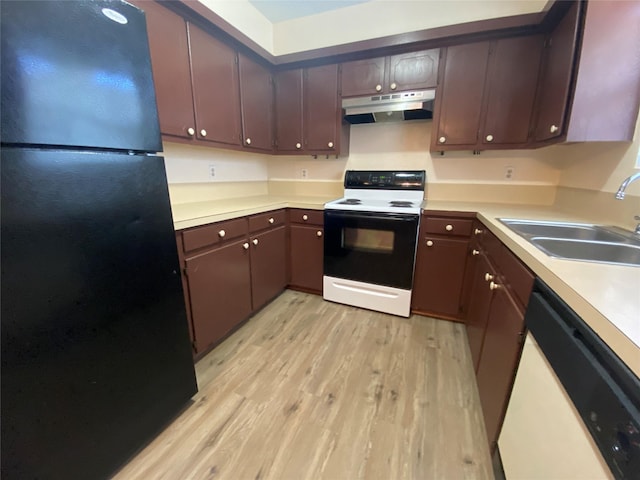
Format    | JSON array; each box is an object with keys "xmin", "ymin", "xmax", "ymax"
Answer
[{"xmin": 499, "ymin": 219, "xmax": 640, "ymax": 267}]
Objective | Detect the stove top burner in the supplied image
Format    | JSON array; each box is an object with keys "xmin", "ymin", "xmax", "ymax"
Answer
[
  {"xmin": 389, "ymin": 201, "xmax": 414, "ymax": 207},
  {"xmin": 337, "ymin": 198, "xmax": 362, "ymax": 205}
]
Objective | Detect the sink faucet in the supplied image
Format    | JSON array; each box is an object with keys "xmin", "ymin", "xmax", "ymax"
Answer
[{"xmin": 615, "ymin": 171, "xmax": 640, "ymax": 234}]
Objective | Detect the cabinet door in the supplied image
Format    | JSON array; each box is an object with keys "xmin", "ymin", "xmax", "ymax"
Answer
[
  {"xmin": 274, "ymin": 69, "xmax": 304, "ymax": 152},
  {"xmin": 433, "ymin": 42, "xmax": 491, "ymax": 148},
  {"xmin": 533, "ymin": 1, "xmax": 580, "ymax": 142},
  {"xmin": 341, "ymin": 57, "xmax": 386, "ymax": 97},
  {"xmin": 411, "ymin": 236, "xmax": 469, "ymax": 318},
  {"xmin": 250, "ymin": 226, "xmax": 287, "ymax": 310},
  {"xmin": 185, "ymin": 239, "xmax": 252, "ymax": 353},
  {"xmin": 465, "ymin": 252, "xmax": 495, "ymax": 371},
  {"xmin": 304, "ymin": 64, "xmax": 340, "ymax": 152},
  {"xmin": 475, "ymin": 287, "xmax": 525, "ymax": 449},
  {"xmin": 188, "ymin": 23, "xmax": 242, "ymax": 146},
  {"xmin": 135, "ymin": 0, "xmax": 195, "ymax": 139},
  {"xmin": 388, "ymin": 49, "xmax": 439, "ymax": 92},
  {"xmin": 239, "ymin": 54, "xmax": 273, "ymax": 151},
  {"xmin": 481, "ymin": 35, "xmax": 544, "ymax": 146},
  {"xmin": 289, "ymin": 225, "xmax": 324, "ymax": 293}
]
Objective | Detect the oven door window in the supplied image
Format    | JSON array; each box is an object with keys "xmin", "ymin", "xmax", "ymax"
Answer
[{"xmin": 324, "ymin": 210, "xmax": 419, "ymax": 290}]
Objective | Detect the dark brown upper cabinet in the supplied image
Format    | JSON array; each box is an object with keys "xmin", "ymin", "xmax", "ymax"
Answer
[
  {"xmin": 238, "ymin": 54, "xmax": 274, "ymax": 151},
  {"xmin": 432, "ymin": 35, "xmax": 543, "ymax": 151},
  {"xmin": 341, "ymin": 50, "xmax": 439, "ymax": 97},
  {"xmin": 189, "ymin": 24, "xmax": 242, "ymax": 146},
  {"xmin": 533, "ymin": 0, "xmax": 640, "ymax": 145},
  {"xmin": 133, "ymin": 0, "xmax": 195, "ymax": 140},
  {"xmin": 274, "ymin": 69, "xmax": 304, "ymax": 152}
]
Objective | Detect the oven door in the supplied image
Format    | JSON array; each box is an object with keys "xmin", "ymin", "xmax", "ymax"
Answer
[{"xmin": 324, "ymin": 209, "xmax": 419, "ymax": 290}]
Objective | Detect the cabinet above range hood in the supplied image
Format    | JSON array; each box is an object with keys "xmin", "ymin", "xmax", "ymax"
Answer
[{"xmin": 342, "ymin": 89, "xmax": 435, "ymax": 124}]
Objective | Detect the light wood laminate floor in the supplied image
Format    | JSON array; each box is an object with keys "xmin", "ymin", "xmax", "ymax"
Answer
[{"xmin": 114, "ymin": 290, "xmax": 492, "ymax": 480}]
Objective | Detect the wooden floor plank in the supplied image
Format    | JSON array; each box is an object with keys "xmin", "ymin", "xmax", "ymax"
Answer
[{"xmin": 114, "ymin": 290, "xmax": 492, "ymax": 480}]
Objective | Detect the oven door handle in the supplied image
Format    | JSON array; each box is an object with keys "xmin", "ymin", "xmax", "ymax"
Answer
[{"xmin": 324, "ymin": 210, "xmax": 418, "ymax": 223}]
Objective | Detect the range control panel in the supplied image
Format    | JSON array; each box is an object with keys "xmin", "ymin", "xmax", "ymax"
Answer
[{"xmin": 344, "ymin": 170, "xmax": 426, "ymax": 190}]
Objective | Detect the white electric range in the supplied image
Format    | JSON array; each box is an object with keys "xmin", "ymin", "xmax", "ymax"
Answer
[{"xmin": 323, "ymin": 170, "xmax": 426, "ymax": 317}]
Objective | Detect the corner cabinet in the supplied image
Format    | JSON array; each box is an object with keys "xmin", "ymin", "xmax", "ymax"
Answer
[
  {"xmin": 288, "ymin": 209, "xmax": 324, "ymax": 294},
  {"xmin": 274, "ymin": 65, "xmax": 350, "ymax": 156},
  {"xmin": 432, "ymin": 35, "xmax": 543, "ymax": 151},
  {"xmin": 341, "ymin": 49, "xmax": 439, "ymax": 97},
  {"xmin": 411, "ymin": 212, "xmax": 475, "ymax": 320}
]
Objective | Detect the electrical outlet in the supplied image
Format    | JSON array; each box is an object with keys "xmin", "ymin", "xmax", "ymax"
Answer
[
  {"xmin": 208, "ymin": 164, "xmax": 216, "ymax": 179},
  {"xmin": 504, "ymin": 166, "xmax": 514, "ymax": 180},
  {"xmin": 301, "ymin": 168, "xmax": 308, "ymax": 179}
]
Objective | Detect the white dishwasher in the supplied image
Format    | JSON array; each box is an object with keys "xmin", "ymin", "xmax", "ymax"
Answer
[{"xmin": 498, "ymin": 280, "xmax": 639, "ymax": 479}]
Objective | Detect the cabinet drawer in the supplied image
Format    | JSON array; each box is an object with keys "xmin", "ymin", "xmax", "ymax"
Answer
[
  {"xmin": 182, "ymin": 217, "xmax": 248, "ymax": 253},
  {"xmin": 249, "ymin": 209, "xmax": 286, "ymax": 233},
  {"xmin": 289, "ymin": 208, "xmax": 323, "ymax": 226},
  {"xmin": 496, "ymin": 245, "xmax": 534, "ymax": 308},
  {"xmin": 423, "ymin": 217, "xmax": 473, "ymax": 237}
]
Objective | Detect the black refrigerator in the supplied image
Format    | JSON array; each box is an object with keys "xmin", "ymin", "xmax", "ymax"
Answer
[{"xmin": 1, "ymin": 1, "xmax": 198, "ymax": 478}]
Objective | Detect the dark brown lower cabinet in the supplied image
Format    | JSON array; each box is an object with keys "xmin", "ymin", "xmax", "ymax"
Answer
[
  {"xmin": 475, "ymin": 286, "xmax": 525, "ymax": 449},
  {"xmin": 411, "ymin": 236, "xmax": 470, "ymax": 318},
  {"xmin": 184, "ymin": 239, "xmax": 252, "ymax": 353},
  {"xmin": 466, "ymin": 252, "xmax": 495, "ymax": 371},
  {"xmin": 250, "ymin": 226, "xmax": 287, "ymax": 310},
  {"xmin": 289, "ymin": 224, "xmax": 324, "ymax": 293}
]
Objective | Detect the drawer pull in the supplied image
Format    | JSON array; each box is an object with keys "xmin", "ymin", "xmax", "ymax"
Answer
[
  {"xmin": 302, "ymin": 214, "xmax": 308, "ymax": 221},
  {"xmin": 472, "ymin": 249, "xmax": 480, "ymax": 256},
  {"xmin": 445, "ymin": 224, "xmax": 453, "ymax": 231},
  {"xmin": 218, "ymin": 230, "xmax": 226, "ymax": 238},
  {"xmin": 268, "ymin": 217, "xmax": 274, "ymax": 224},
  {"xmin": 485, "ymin": 273, "xmax": 494, "ymax": 282},
  {"xmin": 474, "ymin": 228, "xmax": 484, "ymax": 235},
  {"xmin": 243, "ymin": 242, "xmax": 249, "ymax": 250},
  {"xmin": 489, "ymin": 281, "xmax": 501, "ymax": 291},
  {"xmin": 252, "ymin": 239, "xmax": 259, "ymax": 246},
  {"xmin": 426, "ymin": 240, "xmax": 434, "ymax": 247},
  {"xmin": 316, "ymin": 230, "xmax": 323, "ymax": 237}
]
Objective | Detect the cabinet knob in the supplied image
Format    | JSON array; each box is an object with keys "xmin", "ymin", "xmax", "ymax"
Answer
[
  {"xmin": 316, "ymin": 230, "xmax": 323, "ymax": 237},
  {"xmin": 489, "ymin": 281, "xmax": 501, "ymax": 291},
  {"xmin": 246, "ymin": 137, "xmax": 251, "ymax": 145},
  {"xmin": 200, "ymin": 129, "xmax": 207, "ymax": 137},
  {"xmin": 243, "ymin": 242, "xmax": 249, "ymax": 250},
  {"xmin": 426, "ymin": 240, "xmax": 434, "ymax": 247},
  {"xmin": 187, "ymin": 127, "xmax": 195, "ymax": 136},
  {"xmin": 438, "ymin": 136, "xmax": 446, "ymax": 144},
  {"xmin": 218, "ymin": 229, "xmax": 226, "ymax": 238},
  {"xmin": 302, "ymin": 214, "xmax": 308, "ymax": 221},
  {"xmin": 252, "ymin": 238, "xmax": 259, "ymax": 246},
  {"xmin": 375, "ymin": 84, "xmax": 382, "ymax": 92},
  {"xmin": 268, "ymin": 217, "xmax": 274, "ymax": 224},
  {"xmin": 296, "ymin": 142, "xmax": 301, "ymax": 149},
  {"xmin": 485, "ymin": 134, "xmax": 494, "ymax": 142},
  {"xmin": 550, "ymin": 124, "xmax": 559, "ymax": 134},
  {"xmin": 485, "ymin": 272, "xmax": 494, "ymax": 282},
  {"xmin": 328, "ymin": 141, "xmax": 334, "ymax": 148},
  {"xmin": 390, "ymin": 82, "xmax": 397, "ymax": 90},
  {"xmin": 445, "ymin": 224, "xmax": 453, "ymax": 231},
  {"xmin": 472, "ymin": 249, "xmax": 480, "ymax": 256},
  {"xmin": 474, "ymin": 228, "xmax": 484, "ymax": 235}
]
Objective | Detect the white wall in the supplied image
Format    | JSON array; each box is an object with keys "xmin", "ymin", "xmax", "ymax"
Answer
[
  {"xmin": 163, "ymin": 142, "xmax": 269, "ymax": 183},
  {"xmin": 268, "ymin": 121, "xmax": 561, "ymax": 186},
  {"xmin": 272, "ymin": 0, "xmax": 547, "ymax": 55}
]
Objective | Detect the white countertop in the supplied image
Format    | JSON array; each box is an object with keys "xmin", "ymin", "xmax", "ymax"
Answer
[{"xmin": 171, "ymin": 195, "xmax": 640, "ymax": 377}]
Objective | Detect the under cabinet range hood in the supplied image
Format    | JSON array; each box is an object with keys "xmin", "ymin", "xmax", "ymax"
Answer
[{"xmin": 342, "ymin": 89, "xmax": 435, "ymax": 124}]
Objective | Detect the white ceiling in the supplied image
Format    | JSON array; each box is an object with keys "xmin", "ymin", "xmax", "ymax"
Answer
[{"xmin": 248, "ymin": 0, "xmax": 371, "ymax": 23}]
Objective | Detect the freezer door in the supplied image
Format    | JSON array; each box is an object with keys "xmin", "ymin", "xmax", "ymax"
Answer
[
  {"xmin": 1, "ymin": 148, "xmax": 197, "ymax": 479},
  {"xmin": 1, "ymin": 0, "xmax": 162, "ymax": 152}
]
